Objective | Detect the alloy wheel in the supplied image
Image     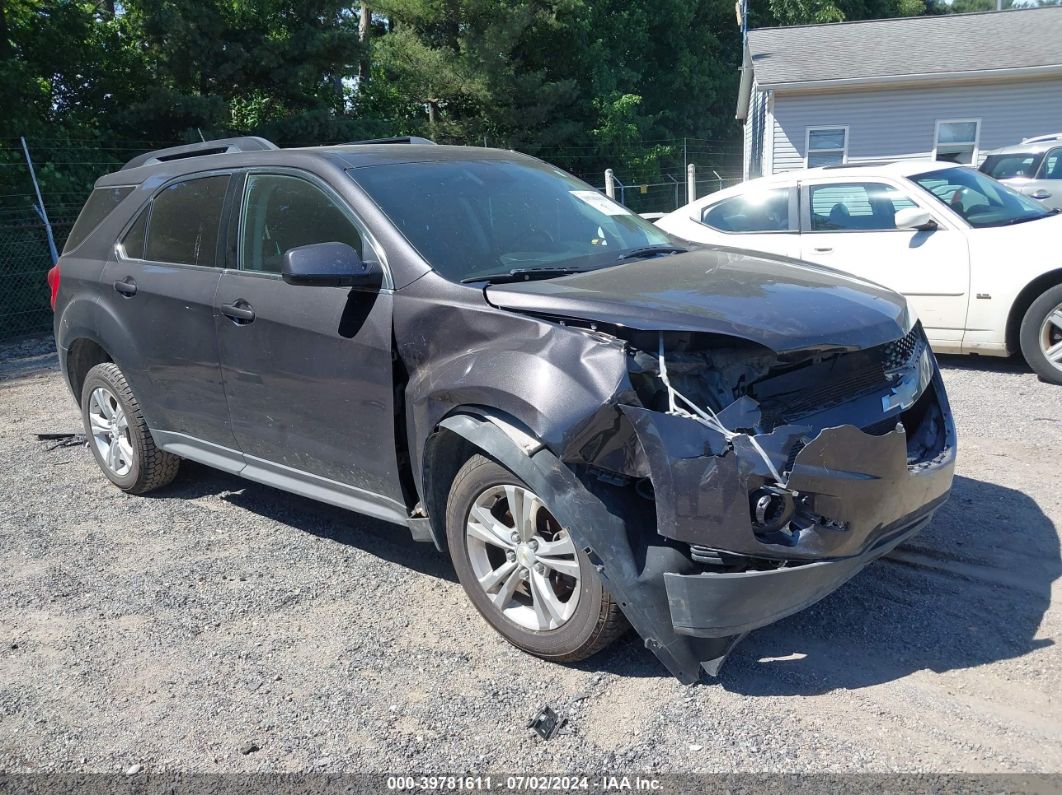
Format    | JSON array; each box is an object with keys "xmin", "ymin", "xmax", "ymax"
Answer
[
  {"xmin": 1040, "ymin": 303, "xmax": 1062, "ymax": 375},
  {"xmin": 87, "ymin": 387, "xmax": 134, "ymax": 477},
  {"xmin": 464, "ymin": 484, "xmax": 580, "ymax": 631}
]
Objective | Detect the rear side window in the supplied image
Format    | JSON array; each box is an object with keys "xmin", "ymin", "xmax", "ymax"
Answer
[
  {"xmin": 120, "ymin": 208, "xmax": 148, "ymax": 259},
  {"xmin": 981, "ymin": 153, "xmax": 1043, "ymax": 180},
  {"xmin": 143, "ymin": 175, "xmax": 229, "ymax": 266},
  {"xmin": 63, "ymin": 186, "xmax": 133, "ymax": 254},
  {"xmin": 701, "ymin": 189, "xmax": 791, "ymax": 232}
]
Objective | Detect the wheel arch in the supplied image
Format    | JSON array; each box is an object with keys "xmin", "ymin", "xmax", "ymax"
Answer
[
  {"xmin": 420, "ymin": 407, "xmax": 545, "ymax": 552},
  {"xmin": 1006, "ymin": 267, "xmax": 1062, "ymax": 356},
  {"xmin": 65, "ymin": 337, "xmax": 114, "ymax": 406}
]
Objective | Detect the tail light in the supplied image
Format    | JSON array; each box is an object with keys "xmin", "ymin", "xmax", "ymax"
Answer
[{"xmin": 47, "ymin": 263, "xmax": 60, "ymax": 310}]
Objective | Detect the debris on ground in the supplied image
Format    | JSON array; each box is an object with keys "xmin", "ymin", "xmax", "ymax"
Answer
[
  {"xmin": 527, "ymin": 705, "xmax": 566, "ymax": 740},
  {"xmin": 36, "ymin": 432, "xmax": 86, "ymax": 450}
]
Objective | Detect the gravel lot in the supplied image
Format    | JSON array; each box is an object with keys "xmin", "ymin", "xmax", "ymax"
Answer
[{"xmin": 0, "ymin": 336, "xmax": 1059, "ymax": 775}]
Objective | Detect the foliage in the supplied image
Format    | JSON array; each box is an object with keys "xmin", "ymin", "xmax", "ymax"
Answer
[{"xmin": 1, "ymin": 0, "xmax": 970, "ymax": 202}]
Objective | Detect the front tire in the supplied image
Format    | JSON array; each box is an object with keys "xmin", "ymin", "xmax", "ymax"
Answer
[
  {"xmin": 1020, "ymin": 284, "xmax": 1062, "ymax": 385},
  {"xmin": 80, "ymin": 362, "xmax": 180, "ymax": 494},
  {"xmin": 445, "ymin": 455, "xmax": 628, "ymax": 663}
]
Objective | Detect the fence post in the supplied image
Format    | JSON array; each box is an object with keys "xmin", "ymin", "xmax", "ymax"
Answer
[
  {"xmin": 604, "ymin": 168, "xmax": 615, "ymax": 199},
  {"xmin": 20, "ymin": 136, "xmax": 58, "ymax": 265},
  {"xmin": 686, "ymin": 163, "xmax": 697, "ymax": 205}
]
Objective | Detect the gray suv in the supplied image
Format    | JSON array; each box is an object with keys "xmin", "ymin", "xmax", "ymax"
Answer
[
  {"xmin": 981, "ymin": 133, "xmax": 1062, "ymax": 211},
  {"xmin": 50, "ymin": 137, "xmax": 956, "ymax": 683}
]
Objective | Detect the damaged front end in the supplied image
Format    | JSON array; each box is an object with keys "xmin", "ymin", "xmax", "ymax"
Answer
[{"xmin": 559, "ymin": 320, "xmax": 955, "ymax": 681}]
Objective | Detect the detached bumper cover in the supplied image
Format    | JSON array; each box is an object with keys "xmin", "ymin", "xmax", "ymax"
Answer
[{"xmin": 665, "ymin": 511, "xmax": 935, "ymax": 639}]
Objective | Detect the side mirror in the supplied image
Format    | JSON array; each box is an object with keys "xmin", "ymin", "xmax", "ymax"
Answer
[
  {"xmin": 281, "ymin": 242, "xmax": 382, "ymax": 290},
  {"xmin": 895, "ymin": 207, "xmax": 938, "ymax": 231}
]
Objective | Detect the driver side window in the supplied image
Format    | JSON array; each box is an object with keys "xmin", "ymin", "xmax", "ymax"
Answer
[
  {"xmin": 240, "ymin": 174, "xmax": 367, "ymax": 274},
  {"xmin": 808, "ymin": 182, "xmax": 917, "ymax": 232}
]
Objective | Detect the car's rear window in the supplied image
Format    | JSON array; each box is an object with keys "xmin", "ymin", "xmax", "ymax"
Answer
[
  {"xmin": 980, "ymin": 153, "xmax": 1043, "ymax": 180},
  {"xmin": 63, "ymin": 186, "xmax": 134, "ymax": 254}
]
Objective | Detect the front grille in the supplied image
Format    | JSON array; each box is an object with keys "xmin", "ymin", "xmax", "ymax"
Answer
[
  {"xmin": 768, "ymin": 361, "xmax": 888, "ymax": 419},
  {"xmin": 752, "ymin": 323, "xmax": 928, "ymax": 428},
  {"xmin": 883, "ymin": 325, "xmax": 925, "ymax": 372}
]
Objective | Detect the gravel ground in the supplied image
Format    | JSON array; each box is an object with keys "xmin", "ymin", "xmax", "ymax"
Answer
[{"xmin": 0, "ymin": 336, "xmax": 1059, "ymax": 775}]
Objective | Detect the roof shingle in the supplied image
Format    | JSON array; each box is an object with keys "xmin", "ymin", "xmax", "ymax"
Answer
[{"xmin": 747, "ymin": 7, "xmax": 1062, "ymax": 87}]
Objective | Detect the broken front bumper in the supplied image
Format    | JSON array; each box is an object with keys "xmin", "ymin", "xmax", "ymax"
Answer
[
  {"xmin": 613, "ymin": 368, "xmax": 955, "ymax": 678},
  {"xmin": 664, "ymin": 510, "xmax": 935, "ymax": 639}
]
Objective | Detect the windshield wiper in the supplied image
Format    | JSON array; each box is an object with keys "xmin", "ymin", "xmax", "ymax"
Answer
[
  {"xmin": 999, "ymin": 213, "xmax": 1051, "ymax": 226},
  {"xmin": 460, "ymin": 266, "xmax": 584, "ymax": 284},
  {"xmin": 616, "ymin": 245, "xmax": 688, "ymax": 262}
]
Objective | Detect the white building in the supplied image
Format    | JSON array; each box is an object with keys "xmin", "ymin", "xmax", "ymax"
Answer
[{"xmin": 737, "ymin": 7, "xmax": 1062, "ymax": 178}]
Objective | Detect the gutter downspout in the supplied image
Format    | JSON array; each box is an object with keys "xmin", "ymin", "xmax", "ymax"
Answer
[{"xmin": 736, "ymin": 44, "xmax": 753, "ymax": 121}]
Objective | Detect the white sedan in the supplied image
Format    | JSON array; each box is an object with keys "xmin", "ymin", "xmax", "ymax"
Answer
[{"xmin": 656, "ymin": 161, "xmax": 1062, "ymax": 384}]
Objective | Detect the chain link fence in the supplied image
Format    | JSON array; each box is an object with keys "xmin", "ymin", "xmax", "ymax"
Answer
[
  {"xmin": 604, "ymin": 174, "xmax": 742, "ymax": 216},
  {"xmin": 0, "ymin": 208, "xmax": 75, "ymax": 340}
]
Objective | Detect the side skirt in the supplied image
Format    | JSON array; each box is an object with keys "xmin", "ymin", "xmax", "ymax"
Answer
[{"xmin": 152, "ymin": 430, "xmax": 411, "ymax": 528}]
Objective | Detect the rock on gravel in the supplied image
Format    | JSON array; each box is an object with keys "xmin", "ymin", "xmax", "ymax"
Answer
[{"xmin": 0, "ymin": 339, "xmax": 1059, "ymax": 773}]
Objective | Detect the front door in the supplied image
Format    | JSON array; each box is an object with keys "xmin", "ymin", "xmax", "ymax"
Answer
[
  {"xmin": 799, "ymin": 179, "xmax": 971, "ymax": 348},
  {"xmin": 213, "ymin": 170, "xmax": 405, "ymax": 519},
  {"xmin": 1020, "ymin": 146, "xmax": 1062, "ymax": 211},
  {"xmin": 99, "ymin": 173, "xmax": 238, "ymax": 454}
]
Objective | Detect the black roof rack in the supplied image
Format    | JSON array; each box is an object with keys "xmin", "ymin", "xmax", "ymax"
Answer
[
  {"xmin": 344, "ymin": 136, "xmax": 437, "ymax": 146},
  {"xmin": 121, "ymin": 136, "xmax": 278, "ymax": 171}
]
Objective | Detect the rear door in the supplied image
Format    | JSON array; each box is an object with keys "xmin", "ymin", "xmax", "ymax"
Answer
[
  {"xmin": 99, "ymin": 173, "xmax": 239, "ymax": 457},
  {"xmin": 213, "ymin": 169, "xmax": 406, "ymax": 519},
  {"xmin": 798, "ymin": 179, "xmax": 970, "ymax": 348},
  {"xmin": 683, "ymin": 185, "xmax": 801, "ymax": 258}
]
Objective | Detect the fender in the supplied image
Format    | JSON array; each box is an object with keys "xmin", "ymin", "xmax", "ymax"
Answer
[
  {"xmin": 402, "ymin": 316, "xmax": 632, "ymax": 504},
  {"xmin": 436, "ymin": 412, "xmax": 742, "ymax": 685}
]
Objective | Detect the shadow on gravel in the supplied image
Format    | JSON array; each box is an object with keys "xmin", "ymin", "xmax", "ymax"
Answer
[
  {"xmin": 156, "ymin": 461, "xmax": 457, "ymax": 583},
  {"xmin": 936, "ymin": 353, "xmax": 1031, "ymax": 375},
  {"xmin": 149, "ymin": 463, "xmax": 1057, "ymax": 693},
  {"xmin": 719, "ymin": 474, "xmax": 1059, "ymax": 695}
]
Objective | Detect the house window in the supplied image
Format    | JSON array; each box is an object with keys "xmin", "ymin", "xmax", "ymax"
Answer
[
  {"xmin": 806, "ymin": 127, "xmax": 847, "ymax": 167},
  {"xmin": 934, "ymin": 120, "xmax": 980, "ymax": 165}
]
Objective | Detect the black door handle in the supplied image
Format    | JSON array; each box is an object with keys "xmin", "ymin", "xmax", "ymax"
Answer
[
  {"xmin": 113, "ymin": 277, "xmax": 137, "ymax": 297},
  {"xmin": 221, "ymin": 301, "xmax": 255, "ymax": 323}
]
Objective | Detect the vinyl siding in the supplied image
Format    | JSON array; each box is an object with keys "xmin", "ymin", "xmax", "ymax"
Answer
[{"xmin": 767, "ymin": 77, "xmax": 1062, "ymax": 174}]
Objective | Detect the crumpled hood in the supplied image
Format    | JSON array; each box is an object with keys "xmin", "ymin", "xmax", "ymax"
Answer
[{"xmin": 485, "ymin": 246, "xmax": 913, "ymax": 353}]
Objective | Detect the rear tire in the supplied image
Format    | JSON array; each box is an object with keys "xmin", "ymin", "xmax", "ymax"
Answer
[
  {"xmin": 1019, "ymin": 284, "xmax": 1062, "ymax": 385},
  {"xmin": 445, "ymin": 454, "xmax": 628, "ymax": 663},
  {"xmin": 80, "ymin": 363, "xmax": 180, "ymax": 494}
]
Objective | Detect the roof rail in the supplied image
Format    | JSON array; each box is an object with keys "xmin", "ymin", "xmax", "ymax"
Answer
[
  {"xmin": 344, "ymin": 136, "xmax": 437, "ymax": 146},
  {"xmin": 1021, "ymin": 133, "xmax": 1062, "ymax": 144},
  {"xmin": 121, "ymin": 136, "xmax": 278, "ymax": 171}
]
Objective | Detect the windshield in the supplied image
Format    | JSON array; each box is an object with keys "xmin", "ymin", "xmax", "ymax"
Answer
[
  {"xmin": 347, "ymin": 158, "xmax": 675, "ymax": 282},
  {"xmin": 909, "ymin": 166, "xmax": 1052, "ymax": 228}
]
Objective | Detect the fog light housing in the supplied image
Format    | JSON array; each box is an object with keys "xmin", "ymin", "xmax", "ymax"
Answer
[{"xmin": 750, "ymin": 487, "xmax": 795, "ymax": 532}]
